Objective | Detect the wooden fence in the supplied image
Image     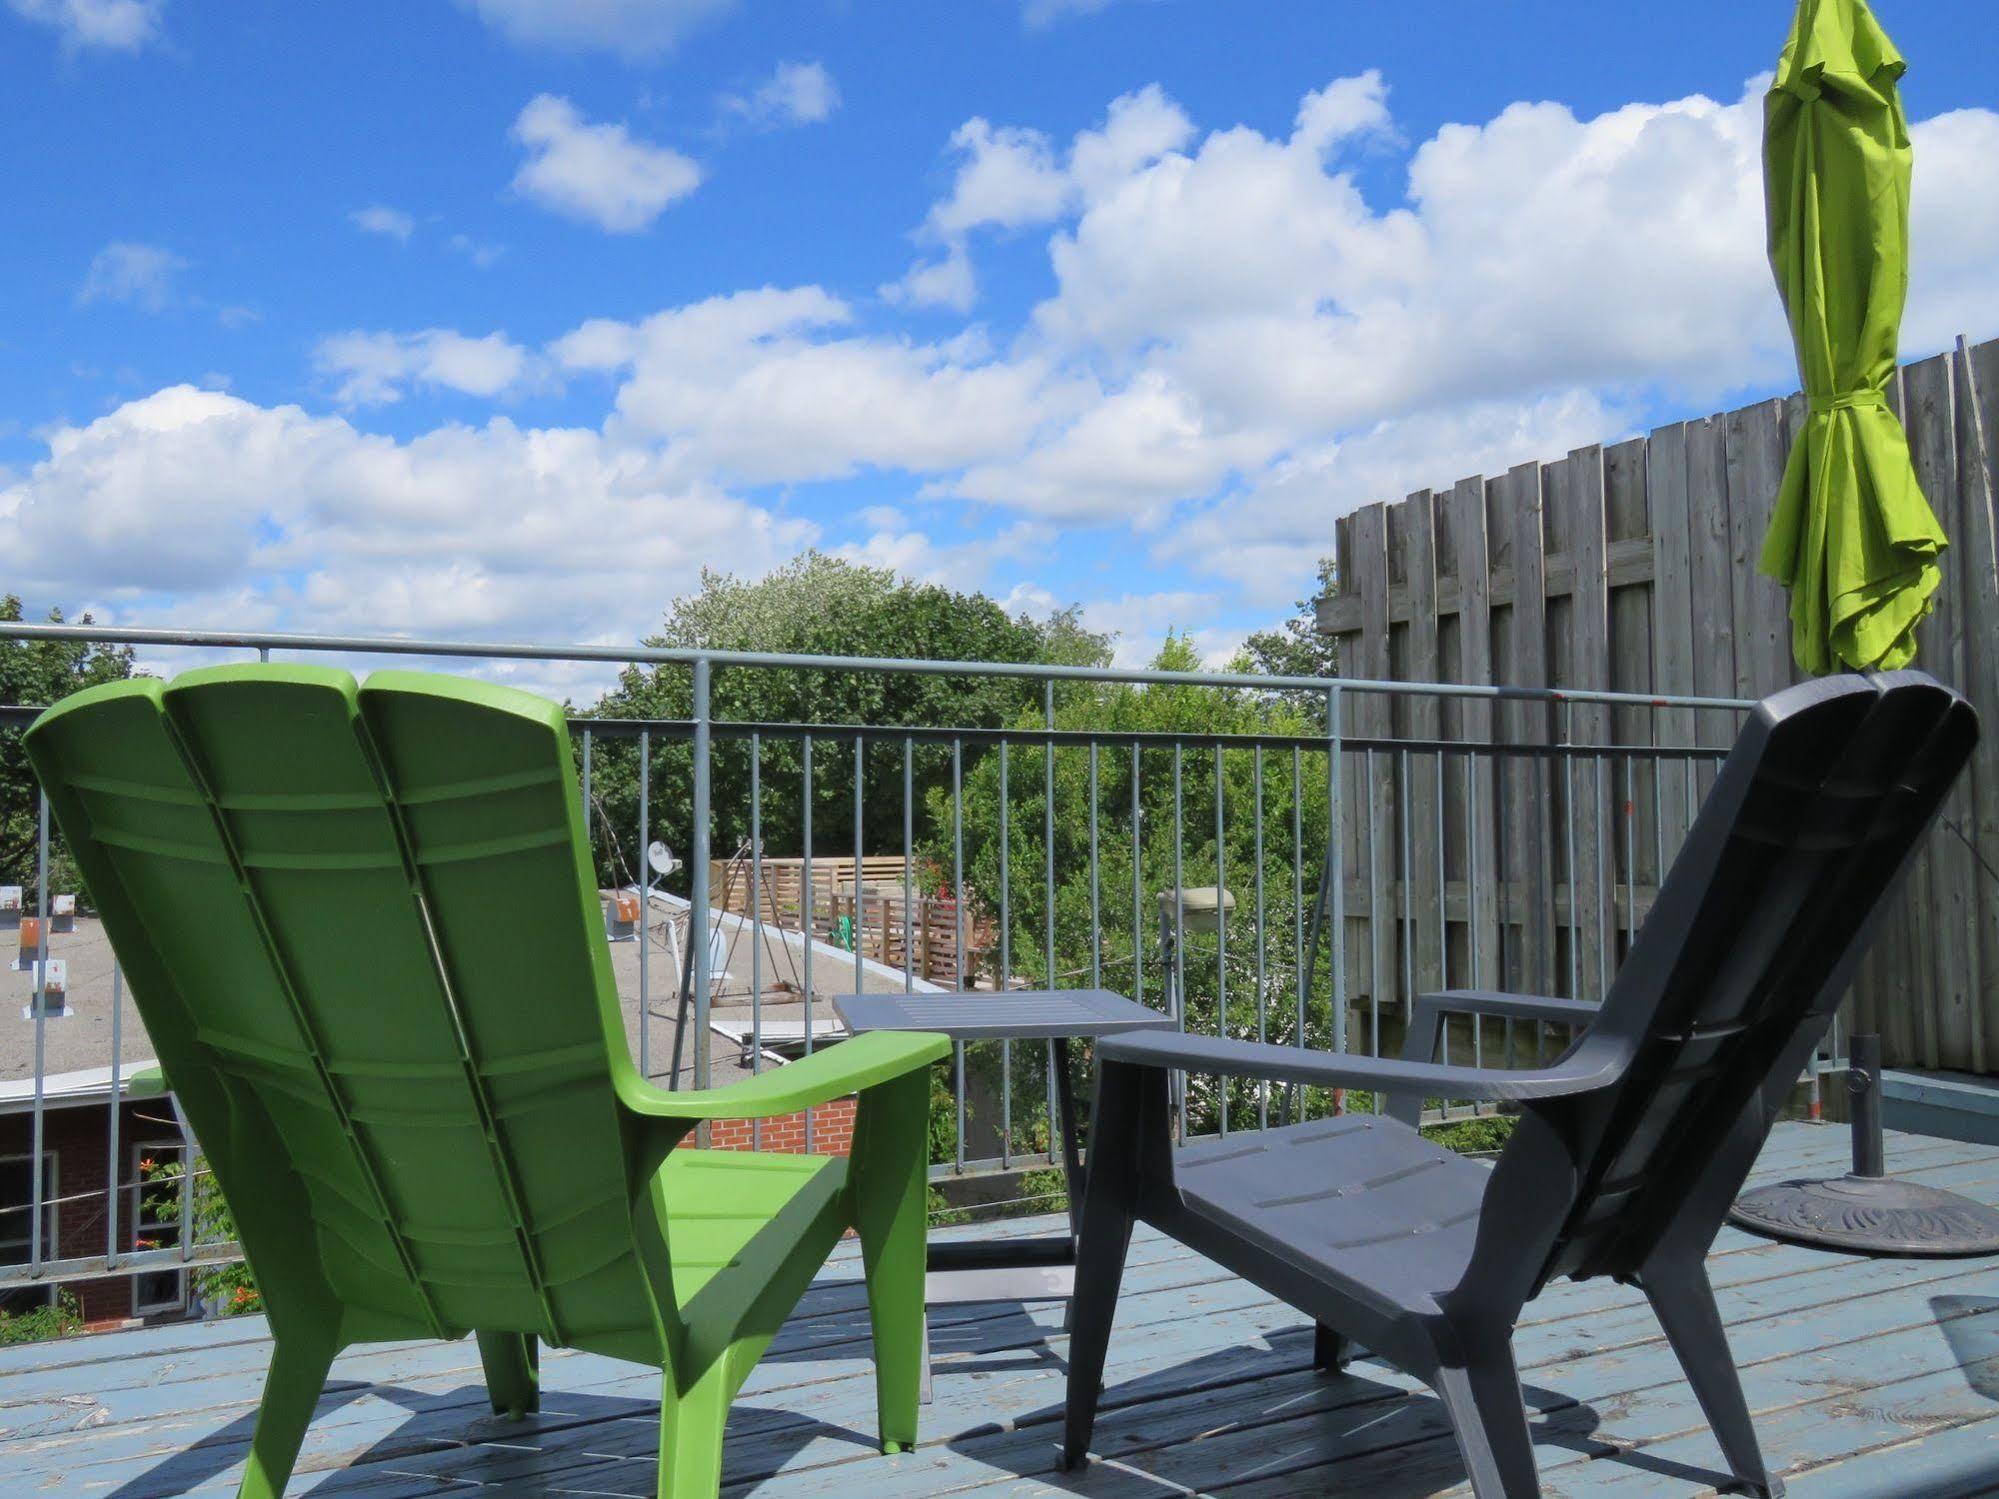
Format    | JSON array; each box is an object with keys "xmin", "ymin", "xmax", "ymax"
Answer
[
  {"xmin": 708, "ymin": 854, "xmax": 984, "ymax": 987},
  {"xmin": 1320, "ymin": 335, "xmax": 1999, "ymax": 1076}
]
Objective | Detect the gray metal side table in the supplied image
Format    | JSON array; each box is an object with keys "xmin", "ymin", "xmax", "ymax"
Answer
[{"xmin": 831, "ymin": 987, "xmax": 1170, "ymax": 1396}]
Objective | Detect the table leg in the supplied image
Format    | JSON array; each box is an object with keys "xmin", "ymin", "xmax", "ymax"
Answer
[{"xmin": 1054, "ymin": 1036, "xmax": 1085, "ymax": 1242}]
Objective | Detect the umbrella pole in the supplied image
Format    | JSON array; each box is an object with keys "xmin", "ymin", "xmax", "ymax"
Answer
[{"xmin": 1731, "ymin": 1034, "xmax": 1999, "ymax": 1255}]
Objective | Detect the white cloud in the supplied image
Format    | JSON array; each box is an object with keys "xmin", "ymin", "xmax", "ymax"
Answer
[
  {"xmin": 575, "ymin": 287, "xmax": 1072, "ymax": 484},
  {"xmin": 349, "ymin": 205, "xmax": 415, "ymax": 241},
  {"xmin": 725, "ymin": 60, "xmax": 840, "ymax": 129},
  {"xmin": 510, "ymin": 94, "xmax": 702, "ymax": 232},
  {"xmin": 457, "ymin": 0, "xmax": 732, "ymax": 59},
  {"xmin": 882, "ymin": 246, "xmax": 977, "ymax": 313},
  {"xmin": 314, "ymin": 329, "xmax": 539, "ymax": 406},
  {"xmin": 77, "ymin": 242, "xmax": 185, "ymax": 311},
  {"xmin": 448, "ymin": 233, "xmax": 507, "ymax": 268},
  {"xmin": 1021, "ymin": 0, "xmax": 1155, "ymax": 29},
  {"xmin": 0, "ymin": 386, "xmax": 810, "ymax": 692},
  {"xmin": 7, "ymin": 0, "xmax": 164, "ymax": 51}
]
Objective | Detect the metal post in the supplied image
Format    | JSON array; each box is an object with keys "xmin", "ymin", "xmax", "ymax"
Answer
[
  {"xmin": 106, "ymin": 964, "xmax": 123, "ymax": 1268},
  {"xmin": 638, "ymin": 729, "xmax": 650, "ymax": 1080},
  {"xmin": 690, "ymin": 660, "xmax": 712, "ymax": 1110},
  {"xmin": 750, "ymin": 733, "xmax": 763, "ymax": 1150},
  {"xmin": 1328, "ymin": 684, "xmax": 1345, "ymax": 1056},
  {"xmin": 802, "ymin": 735, "xmax": 815, "ymax": 1152},
  {"xmin": 30, "ymin": 794, "xmax": 49, "ymax": 1275},
  {"xmin": 1850, "ymin": 1033, "xmax": 1886, "ymax": 1180}
]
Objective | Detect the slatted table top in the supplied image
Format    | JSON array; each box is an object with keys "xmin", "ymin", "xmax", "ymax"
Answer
[
  {"xmin": 832, "ymin": 986, "xmax": 1173, "ymax": 1042},
  {"xmin": 5, "ymin": 1120, "xmax": 1998, "ymax": 1497}
]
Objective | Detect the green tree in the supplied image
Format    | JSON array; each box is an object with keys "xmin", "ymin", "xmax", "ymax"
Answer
[
  {"xmin": 1241, "ymin": 555, "xmax": 1340, "ymax": 727},
  {"xmin": 933, "ymin": 633, "xmax": 1341, "ymax": 1146},
  {"xmin": 581, "ymin": 553, "xmax": 1109, "ymax": 888},
  {"xmin": 1, "ymin": 598, "xmax": 136, "ymax": 890}
]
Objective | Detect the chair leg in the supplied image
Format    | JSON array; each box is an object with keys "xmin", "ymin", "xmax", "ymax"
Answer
[
  {"xmin": 1313, "ymin": 1323, "xmax": 1351, "ymax": 1374},
  {"xmin": 1061, "ymin": 1060, "xmax": 1151, "ymax": 1472},
  {"xmin": 851, "ymin": 1068, "xmax": 931, "ymax": 1454},
  {"xmin": 477, "ymin": 1330, "xmax": 540, "ymax": 1418},
  {"xmin": 236, "ymin": 1331, "xmax": 338, "ymax": 1499},
  {"xmin": 657, "ymin": 1358, "xmax": 731, "ymax": 1499},
  {"xmin": 1433, "ymin": 1335, "xmax": 1541, "ymax": 1499},
  {"xmin": 1642, "ymin": 1255, "xmax": 1786, "ymax": 1498}
]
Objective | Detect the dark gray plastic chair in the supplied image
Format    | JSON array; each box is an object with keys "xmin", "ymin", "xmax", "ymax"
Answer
[{"xmin": 1063, "ymin": 670, "xmax": 1978, "ymax": 1498}]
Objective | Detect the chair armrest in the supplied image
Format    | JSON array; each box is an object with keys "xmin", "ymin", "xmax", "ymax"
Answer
[
  {"xmin": 1403, "ymin": 989, "xmax": 1600, "ymax": 1063},
  {"xmin": 1093, "ymin": 1031, "xmax": 1617, "ymax": 1108},
  {"xmin": 123, "ymin": 1065, "xmax": 170, "ymax": 1099},
  {"xmin": 619, "ymin": 1031, "xmax": 949, "ymax": 1122}
]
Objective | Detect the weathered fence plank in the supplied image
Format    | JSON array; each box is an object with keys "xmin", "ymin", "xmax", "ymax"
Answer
[
  {"xmin": 1568, "ymin": 446, "xmax": 1612, "ymax": 998},
  {"xmin": 1452, "ymin": 475, "xmax": 1499, "ymax": 993},
  {"xmin": 1320, "ymin": 335, "xmax": 1999, "ymax": 1078}
]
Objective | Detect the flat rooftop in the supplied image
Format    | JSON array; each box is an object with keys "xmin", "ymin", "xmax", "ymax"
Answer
[
  {"xmin": 2, "ymin": 896, "xmax": 939, "ymax": 1105},
  {"xmin": 3, "ymin": 1120, "xmax": 1995, "ymax": 1496}
]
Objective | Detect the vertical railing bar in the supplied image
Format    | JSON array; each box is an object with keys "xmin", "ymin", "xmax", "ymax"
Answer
[
  {"xmin": 1623, "ymin": 752, "xmax": 1637, "ymax": 967},
  {"xmin": 903, "ymin": 737, "xmax": 916, "ymax": 995},
  {"xmin": 1399, "ymin": 748, "xmax": 1414, "ymax": 1032},
  {"xmin": 1043, "ymin": 681, "xmax": 1058, "ymax": 1167},
  {"xmin": 1434, "ymin": 748, "xmax": 1447, "ymax": 998},
  {"xmin": 1563, "ymin": 704, "xmax": 1579, "ymax": 1002},
  {"xmin": 1597, "ymin": 753, "xmax": 1611, "ymax": 1000},
  {"xmin": 853, "ymin": 734, "xmax": 866, "ymax": 995},
  {"xmin": 1328, "ymin": 684, "xmax": 1345, "ymax": 1065},
  {"xmin": 1088, "ymin": 742, "xmax": 1101, "ymax": 990},
  {"xmin": 802, "ymin": 734, "xmax": 815, "ymax": 1153},
  {"xmin": 1291, "ymin": 745, "xmax": 1303, "ymax": 1123},
  {"xmin": 1131, "ymin": 742, "xmax": 1143, "ymax": 1014},
  {"xmin": 1253, "ymin": 745, "xmax": 1267, "ymax": 1129},
  {"xmin": 751, "ymin": 732, "xmax": 764, "ymax": 1151},
  {"xmin": 690, "ymin": 659, "xmax": 713, "ymax": 1112},
  {"xmin": 1367, "ymin": 747, "xmax": 1382, "ymax": 1077},
  {"xmin": 1652, "ymin": 748, "xmax": 1666, "ymax": 926},
  {"xmin": 1214, "ymin": 741, "xmax": 1227, "ymax": 1138},
  {"xmin": 580, "ymin": 730, "xmax": 593, "ymax": 855},
  {"xmin": 31, "ymin": 793, "xmax": 49, "ymax": 1276},
  {"xmin": 1467, "ymin": 752, "xmax": 1482, "ymax": 1071},
  {"xmin": 106, "ymin": 963, "xmax": 123, "ymax": 1268},
  {"xmin": 952, "ymin": 737, "xmax": 966, "ymax": 1173},
  {"xmin": 1172, "ymin": 743, "xmax": 1186, "ymax": 1138},
  {"xmin": 999, "ymin": 741, "xmax": 1011, "ymax": 1170},
  {"xmin": 1496, "ymin": 752, "xmax": 1512, "ymax": 1065},
  {"xmin": 637, "ymin": 729, "xmax": 650, "ymax": 1082}
]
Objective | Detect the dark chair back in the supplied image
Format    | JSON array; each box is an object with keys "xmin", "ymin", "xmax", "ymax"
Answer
[{"xmin": 1476, "ymin": 672, "xmax": 1976, "ymax": 1296}]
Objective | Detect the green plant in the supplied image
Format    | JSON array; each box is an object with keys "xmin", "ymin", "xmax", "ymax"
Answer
[
  {"xmin": 1422, "ymin": 1113, "xmax": 1517, "ymax": 1155},
  {"xmin": 0, "ymin": 1289, "xmax": 83, "ymax": 1346},
  {"xmin": 139, "ymin": 1152, "xmax": 262, "ymax": 1317}
]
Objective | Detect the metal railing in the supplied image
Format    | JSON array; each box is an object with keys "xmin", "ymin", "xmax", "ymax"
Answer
[{"xmin": 0, "ymin": 620, "xmax": 1776, "ymax": 1294}]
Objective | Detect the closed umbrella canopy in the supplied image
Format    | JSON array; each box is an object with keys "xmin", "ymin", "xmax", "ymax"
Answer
[{"xmin": 1758, "ymin": 0, "xmax": 1947, "ymax": 675}]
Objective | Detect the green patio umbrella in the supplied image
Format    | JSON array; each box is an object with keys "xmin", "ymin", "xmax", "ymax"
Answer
[{"xmin": 1757, "ymin": 0, "xmax": 1947, "ymax": 675}]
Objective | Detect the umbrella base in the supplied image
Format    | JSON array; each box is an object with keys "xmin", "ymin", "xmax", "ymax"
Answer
[{"xmin": 1729, "ymin": 1175, "xmax": 1999, "ymax": 1256}]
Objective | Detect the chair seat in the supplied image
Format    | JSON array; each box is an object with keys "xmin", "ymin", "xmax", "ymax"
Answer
[
  {"xmin": 660, "ymin": 1148, "xmax": 851, "ymax": 1305},
  {"xmin": 1174, "ymin": 1114, "xmax": 1490, "ymax": 1315}
]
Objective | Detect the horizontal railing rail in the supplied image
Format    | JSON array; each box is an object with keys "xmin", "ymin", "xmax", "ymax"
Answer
[{"xmin": 0, "ymin": 621, "xmax": 1781, "ymax": 1304}]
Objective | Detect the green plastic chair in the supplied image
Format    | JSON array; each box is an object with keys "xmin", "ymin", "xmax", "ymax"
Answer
[{"xmin": 25, "ymin": 664, "xmax": 949, "ymax": 1498}]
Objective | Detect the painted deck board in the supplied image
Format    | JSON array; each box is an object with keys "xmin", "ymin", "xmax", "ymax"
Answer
[{"xmin": 3, "ymin": 1122, "xmax": 1997, "ymax": 1497}]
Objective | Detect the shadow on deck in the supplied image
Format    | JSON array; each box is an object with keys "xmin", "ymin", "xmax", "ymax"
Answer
[{"xmin": 6, "ymin": 1120, "xmax": 1999, "ymax": 1498}]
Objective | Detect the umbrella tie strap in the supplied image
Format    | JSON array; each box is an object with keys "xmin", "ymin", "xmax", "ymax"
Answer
[{"xmin": 1809, "ymin": 388, "xmax": 1889, "ymax": 416}]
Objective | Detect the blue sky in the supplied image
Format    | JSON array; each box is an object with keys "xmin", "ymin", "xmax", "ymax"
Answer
[{"xmin": 4, "ymin": 0, "xmax": 1997, "ymax": 690}]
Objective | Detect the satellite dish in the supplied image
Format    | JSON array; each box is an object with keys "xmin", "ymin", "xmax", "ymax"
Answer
[{"xmin": 647, "ymin": 841, "xmax": 679, "ymax": 877}]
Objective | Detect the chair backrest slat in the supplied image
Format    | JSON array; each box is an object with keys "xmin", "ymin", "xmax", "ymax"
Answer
[
  {"xmin": 1508, "ymin": 672, "xmax": 1977, "ymax": 1287},
  {"xmin": 26, "ymin": 666, "xmax": 653, "ymax": 1343}
]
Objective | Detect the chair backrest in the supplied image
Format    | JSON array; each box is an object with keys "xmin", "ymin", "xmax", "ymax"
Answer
[
  {"xmin": 1496, "ymin": 671, "xmax": 1976, "ymax": 1290},
  {"xmin": 26, "ymin": 665, "xmax": 654, "ymax": 1346}
]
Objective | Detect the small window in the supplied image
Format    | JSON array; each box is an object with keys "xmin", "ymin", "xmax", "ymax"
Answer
[
  {"xmin": 0, "ymin": 1152, "xmax": 58, "ymax": 1270},
  {"xmin": 129, "ymin": 1141, "xmax": 188, "ymax": 1318}
]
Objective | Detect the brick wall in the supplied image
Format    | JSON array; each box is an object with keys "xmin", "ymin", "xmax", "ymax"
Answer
[
  {"xmin": 0, "ymin": 1101, "xmax": 172, "ymax": 1325},
  {"xmin": 698, "ymin": 1095, "xmax": 858, "ymax": 1155}
]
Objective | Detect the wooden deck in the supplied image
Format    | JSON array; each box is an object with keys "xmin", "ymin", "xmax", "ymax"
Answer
[{"xmin": 5, "ymin": 1121, "xmax": 1999, "ymax": 1497}]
